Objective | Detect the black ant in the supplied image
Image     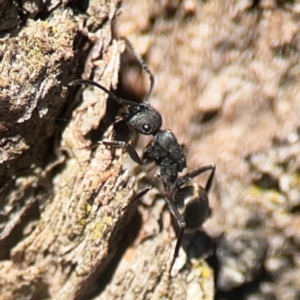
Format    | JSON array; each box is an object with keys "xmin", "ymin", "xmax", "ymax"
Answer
[{"xmin": 68, "ymin": 39, "xmax": 215, "ymax": 272}]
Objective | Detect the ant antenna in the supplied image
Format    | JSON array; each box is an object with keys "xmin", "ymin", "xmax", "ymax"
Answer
[
  {"xmin": 68, "ymin": 79, "xmax": 141, "ymax": 107},
  {"xmin": 123, "ymin": 38, "xmax": 154, "ymax": 102}
]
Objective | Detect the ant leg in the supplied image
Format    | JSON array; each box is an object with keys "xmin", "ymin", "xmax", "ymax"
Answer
[
  {"xmin": 103, "ymin": 140, "xmax": 144, "ymax": 165},
  {"xmin": 164, "ymin": 191, "xmax": 186, "ymax": 228},
  {"xmin": 174, "ymin": 164, "xmax": 216, "ymax": 191},
  {"xmin": 170, "ymin": 227, "xmax": 184, "ymax": 274},
  {"xmin": 123, "ymin": 38, "xmax": 154, "ymax": 102},
  {"xmin": 123, "ymin": 185, "xmax": 153, "ymax": 210},
  {"xmin": 165, "ymin": 189, "xmax": 186, "ymax": 274},
  {"xmin": 204, "ymin": 164, "xmax": 216, "ymax": 193}
]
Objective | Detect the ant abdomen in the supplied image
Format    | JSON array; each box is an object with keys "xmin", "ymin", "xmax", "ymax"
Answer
[{"xmin": 175, "ymin": 184, "xmax": 210, "ymax": 235}]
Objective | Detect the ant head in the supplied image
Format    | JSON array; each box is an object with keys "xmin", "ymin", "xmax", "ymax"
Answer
[
  {"xmin": 68, "ymin": 79, "xmax": 162, "ymax": 135},
  {"xmin": 122, "ymin": 104, "xmax": 162, "ymax": 135}
]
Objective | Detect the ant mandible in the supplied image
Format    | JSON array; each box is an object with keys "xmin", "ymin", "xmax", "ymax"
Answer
[{"xmin": 68, "ymin": 38, "xmax": 216, "ymax": 271}]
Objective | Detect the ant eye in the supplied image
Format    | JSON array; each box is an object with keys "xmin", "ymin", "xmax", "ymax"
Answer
[{"xmin": 143, "ymin": 124, "xmax": 151, "ymax": 132}]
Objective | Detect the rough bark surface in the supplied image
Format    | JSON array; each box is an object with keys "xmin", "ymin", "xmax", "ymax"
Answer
[
  {"xmin": 1, "ymin": 0, "xmax": 300, "ymax": 300},
  {"xmin": 113, "ymin": 1, "xmax": 300, "ymax": 299},
  {"xmin": 0, "ymin": 0, "xmax": 135, "ymax": 299}
]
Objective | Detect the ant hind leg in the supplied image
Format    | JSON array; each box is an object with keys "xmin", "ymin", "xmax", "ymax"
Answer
[
  {"xmin": 169, "ymin": 227, "xmax": 185, "ymax": 274},
  {"xmin": 174, "ymin": 164, "xmax": 216, "ymax": 192}
]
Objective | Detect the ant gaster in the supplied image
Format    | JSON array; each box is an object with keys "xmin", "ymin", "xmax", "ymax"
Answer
[{"xmin": 69, "ymin": 39, "xmax": 216, "ymax": 271}]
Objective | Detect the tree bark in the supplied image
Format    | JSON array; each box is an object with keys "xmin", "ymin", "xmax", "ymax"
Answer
[
  {"xmin": 0, "ymin": 0, "xmax": 135, "ymax": 299},
  {"xmin": 1, "ymin": 1, "xmax": 300, "ymax": 300}
]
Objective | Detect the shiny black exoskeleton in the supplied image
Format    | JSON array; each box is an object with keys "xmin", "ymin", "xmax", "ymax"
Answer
[{"xmin": 68, "ymin": 39, "xmax": 215, "ymax": 271}]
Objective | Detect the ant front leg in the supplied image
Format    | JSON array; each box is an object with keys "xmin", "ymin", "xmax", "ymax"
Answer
[{"xmin": 103, "ymin": 140, "xmax": 144, "ymax": 165}]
